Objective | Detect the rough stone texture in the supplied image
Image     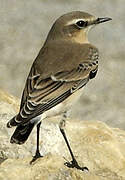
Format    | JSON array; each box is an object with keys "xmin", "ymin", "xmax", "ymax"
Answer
[{"xmin": 0, "ymin": 90, "xmax": 125, "ymax": 179}]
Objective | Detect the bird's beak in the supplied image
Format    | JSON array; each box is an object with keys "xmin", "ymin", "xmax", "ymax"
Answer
[{"xmin": 94, "ymin": 17, "xmax": 112, "ymax": 24}]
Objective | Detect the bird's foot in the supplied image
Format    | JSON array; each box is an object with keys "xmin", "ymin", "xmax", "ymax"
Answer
[
  {"xmin": 30, "ymin": 150, "xmax": 43, "ymax": 164},
  {"xmin": 64, "ymin": 158, "xmax": 89, "ymax": 172}
]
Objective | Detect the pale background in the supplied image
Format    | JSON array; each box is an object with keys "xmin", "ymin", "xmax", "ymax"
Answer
[{"xmin": 0, "ymin": 0, "xmax": 125, "ymax": 129}]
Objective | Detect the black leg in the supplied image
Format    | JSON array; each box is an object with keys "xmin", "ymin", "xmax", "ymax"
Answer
[
  {"xmin": 30, "ymin": 122, "xmax": 43, "ymax": 164},
  {"xmin": 60, "ymin": 128, "xmax": 89, "ymax": 171}
]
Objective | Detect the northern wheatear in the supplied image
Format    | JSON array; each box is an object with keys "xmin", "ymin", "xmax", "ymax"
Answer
[{"xmin": 7, "ymin": 11, "xmax": 111, "ymax": 171}]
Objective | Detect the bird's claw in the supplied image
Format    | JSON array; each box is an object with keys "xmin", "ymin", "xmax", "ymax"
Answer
[
  {"xmin": 64, "ymin": 159, "xmax": 89, "ymax": 172},
  {"xmin": 30, "ymin": 151, "xmax": 43, "ymax": 164}
]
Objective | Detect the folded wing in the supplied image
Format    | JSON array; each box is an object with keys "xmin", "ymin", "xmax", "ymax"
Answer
[{"xmin": 14, "ymin": 57, "xmax": 98, "ymax": 125}]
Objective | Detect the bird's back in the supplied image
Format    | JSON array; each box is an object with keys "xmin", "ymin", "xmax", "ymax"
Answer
[{"xmin": 34, "ymin": 40, "xmax": 98, "ymax": 79}]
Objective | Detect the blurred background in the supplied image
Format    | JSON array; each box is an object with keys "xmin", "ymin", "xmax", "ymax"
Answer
[{"xmin": 0, "ymin": 0, "xmax": 125, "ymax": 129}]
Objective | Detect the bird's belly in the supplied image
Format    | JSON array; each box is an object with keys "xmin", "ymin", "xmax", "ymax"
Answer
[{"xmin": 42, "ymin": 88, "xmax": 83, "ymax": 119}]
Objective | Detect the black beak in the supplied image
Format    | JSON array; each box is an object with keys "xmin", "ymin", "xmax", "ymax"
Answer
[{"xmin": 95, "ymin": 17, "xmax": 112, "ymax": 24}]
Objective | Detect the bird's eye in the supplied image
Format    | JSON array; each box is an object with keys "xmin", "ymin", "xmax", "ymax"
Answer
[{"xmin": 76, "ymin": 20, "xmax": 87, "ymax": 28}]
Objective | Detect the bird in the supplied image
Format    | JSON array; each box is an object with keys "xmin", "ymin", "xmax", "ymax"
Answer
[{"xmin": 7, "ymin": 11, "xmax": 112, "ymax": 171}]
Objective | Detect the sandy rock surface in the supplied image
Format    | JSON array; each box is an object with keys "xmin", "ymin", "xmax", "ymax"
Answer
[{"xmin": 0, "ymin": 90, "xmax": 125, "ymax": 180}]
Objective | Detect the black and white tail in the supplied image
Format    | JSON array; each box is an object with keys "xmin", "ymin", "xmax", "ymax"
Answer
[{"xmin": 7, "ymin": 116, "xmax": 36, "ymax": 144}]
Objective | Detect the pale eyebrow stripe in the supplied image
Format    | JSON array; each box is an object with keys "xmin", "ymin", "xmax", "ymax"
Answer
[{"xmin": 66, "ymin": 19, "xmax": 86, "ymax": 25}]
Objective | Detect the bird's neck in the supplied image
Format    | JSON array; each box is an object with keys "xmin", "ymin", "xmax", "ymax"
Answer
[
  {"xmin": 44, "ymin": 29, "xmax": 89, "ymax": 45},
  {"xmin": 67, "ymin": 30, "xmax": 89, "ymax": 44}
]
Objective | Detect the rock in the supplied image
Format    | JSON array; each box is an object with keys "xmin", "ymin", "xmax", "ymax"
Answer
[
  {"xmin": 0, "ymin": 90, "xmax": 125, "ymax": 179},
  {"xmin": 0, "ymin": 155, "xmax": 100, "ymax": 180},
  {"xmin": 0, "ymin": 89, "xmax": 19, "ymax": 112}
]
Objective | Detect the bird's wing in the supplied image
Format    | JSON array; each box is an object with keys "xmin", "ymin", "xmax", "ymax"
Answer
[
  {"xmin": 51, "ymin": 60, "xmax": 98, "ymax": 81},
  {"xmin": 16, "ymin": 56, "xmax": 98, "ymax": 125}
]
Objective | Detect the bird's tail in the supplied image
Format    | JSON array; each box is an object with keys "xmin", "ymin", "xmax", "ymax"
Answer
[
  {"xmin": 10, "ymin": 122, "xmax": 35, "ymax": 144},
  {"xmin": 7, "ymin": 115, "xmax": 40, "ymax": 144}
]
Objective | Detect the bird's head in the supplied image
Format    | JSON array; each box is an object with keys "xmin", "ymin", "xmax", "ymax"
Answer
[{"xmin": 46, "ymin": 11, "xmax": 112, "ymax": 44}]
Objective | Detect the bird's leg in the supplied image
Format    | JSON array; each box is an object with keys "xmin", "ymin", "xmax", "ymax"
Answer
[
  {"xmin": 59, "ymin": 112, "xmax": 89, "ymax": 171},
  {"xmin": 30, "ymin": 122, "xmax": 43, "ymax": 164}
]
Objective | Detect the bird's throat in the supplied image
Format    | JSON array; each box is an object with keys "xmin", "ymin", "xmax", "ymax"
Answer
[{"xmin": 71, "ymin": 30, "xmax": 89, "ymax": 44}]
